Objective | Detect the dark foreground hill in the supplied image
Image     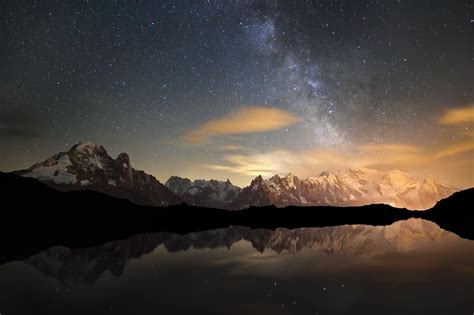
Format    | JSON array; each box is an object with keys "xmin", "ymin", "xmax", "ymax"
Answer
[{"xmin": 0, "ymin": 172, "xmax": 472, "ymax": 263}]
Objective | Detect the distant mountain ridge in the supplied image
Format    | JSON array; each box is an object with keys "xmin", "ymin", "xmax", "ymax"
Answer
[
  {"xmin": 166, "ymin": 176, "xmax": 241, "ymax": 208},
  {"xmin": 231, "ymin": 168, "xmax": 456, "ymax": 210},
  {"xmin": 13, "ymin": 142, "xmax": 456, "ymax": 210}
]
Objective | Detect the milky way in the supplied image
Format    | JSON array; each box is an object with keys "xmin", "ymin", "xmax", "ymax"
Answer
[{"xmin": 1, "ymin": 0, "xmax": 473, "ymax": 186}]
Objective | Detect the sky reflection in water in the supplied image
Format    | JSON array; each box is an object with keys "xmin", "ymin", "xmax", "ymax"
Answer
[{"xmin": 0, "ymin": 219, "xmax": 473, "ymax": 315}]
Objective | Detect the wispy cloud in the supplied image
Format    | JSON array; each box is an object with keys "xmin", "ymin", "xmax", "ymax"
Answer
[
  {"xmin": 220, "ymin": 144, "xmax": 246, "ymax": 152},
  {"xmin": 435, "ymin": 131, "xmax": 474, "ymax": 158},
  {"xmin": 356, "ymin": 143, "xmax": 430, "ymax": 168},
  {"xmin": 0, "ymin": 110, "xmax": 44, "ymax": 139},
  {"xmin": 205, "ymin": 138, "xmax": 473, "ymax": 183},
  {"xmin": 206, "ymin": 144, "xmax": 430, "ymax": 178},
  {"xmin": 200, "ymin": 104, "xmax": 474, "ymax": 187},
  {"xmin": 207, "ymin": 150, "xmax": 302, "ymax": 176},
  {"xmin": 438, "ymin": 104, "xmax": 474, "ymax": 125},
  {"xmin": 183, "ymin": 106, "xmax": 300, "ymax": 144}
]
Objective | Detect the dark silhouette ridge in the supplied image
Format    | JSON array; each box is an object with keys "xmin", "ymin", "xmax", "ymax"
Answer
[
  {"xmin": 0, "ymin": 172, "xmax": 472, "ymax": 264},
  {"xmin": 423, "ymin": 188, "xmax": 474, "ymax": 240}
]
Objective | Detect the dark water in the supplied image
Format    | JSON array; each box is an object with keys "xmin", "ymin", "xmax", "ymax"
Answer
[{"xmin": 1, "ymin": 219, "xmax": 473, "ymax": 315}]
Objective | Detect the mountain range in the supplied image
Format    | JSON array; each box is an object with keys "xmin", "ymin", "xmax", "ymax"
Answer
[
  {"xmin": 13, "ymin": 142, "xmax": 456, "ymax": 210},
  {"xmin": 0, "ymin": 170, "xmax": 472, "ymax": 265},
  {"xmin": 231, "ymin": 168, "xmax": 456, "ymax": 210}
]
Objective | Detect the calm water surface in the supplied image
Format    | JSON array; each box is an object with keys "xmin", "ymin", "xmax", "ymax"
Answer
[{"xmin": 1, "ymin": 219, "xmax": 473, "ymax": 314}]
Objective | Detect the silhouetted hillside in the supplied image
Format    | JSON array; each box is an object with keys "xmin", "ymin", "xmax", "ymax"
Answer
[
  {"xmin": 0, "ymin": 172, "xmax": 472, "ymax": 264},
  {"xmin": 423, "ymin": 188, "xmax": 474, "ymax": 240}
]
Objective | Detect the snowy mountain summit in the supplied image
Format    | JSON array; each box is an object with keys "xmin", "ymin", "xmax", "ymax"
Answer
[
  {"xmin": 16, "ymin": 142, "xmax": 180, "ymax": 206},
  {"xmin": 231, "ymin": 168, "xmax": 456, "ymax": 210},
  {"xmin": 166, "ymin": 176, "xmax": 241, "ymax": 208}
]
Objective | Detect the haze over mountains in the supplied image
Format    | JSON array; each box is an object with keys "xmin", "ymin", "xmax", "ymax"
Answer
[{"xmin": 14, "ymin": 142, "xmax": 456, "ymax": 210}]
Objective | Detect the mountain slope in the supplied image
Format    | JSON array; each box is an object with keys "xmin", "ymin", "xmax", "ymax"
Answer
[
  {"xmin": 14, "ymin": 142, "xmax": 181, "ymax": 206},
  {"xmin": 165, "ymin": 176, "xmax": 241, "ymax": 208},
  {"xmin": 231, "ymin": 168, "xmax": 456, "ymax": 210}
]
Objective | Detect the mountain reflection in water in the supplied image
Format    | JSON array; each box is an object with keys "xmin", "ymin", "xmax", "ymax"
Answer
[{"xmin": 0, "ymin": 219, "xmax": 473, "ymax": 315}]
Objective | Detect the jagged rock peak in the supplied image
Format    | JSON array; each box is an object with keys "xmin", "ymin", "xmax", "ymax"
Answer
[
  {"xmin": 69, "ymin": 142, "xmax": 108, "ymax": 155},
  {"xmin": 165, "ymin": 176, "xmax": 241, "ymax": 208},
  {"xmin": 116, "ymin": 152, "xmax": 131, "ymax": 168},
  {"xmin": 17, "ymin": 142, "xmax": 182, "ymax": 206},
  {"xmin": 252, "ymin": 175, "xmax": 265, "ymax": 184}
]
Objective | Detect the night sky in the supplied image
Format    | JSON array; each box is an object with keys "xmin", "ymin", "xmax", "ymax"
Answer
[{"xmin": 1, "ymin": 0, "xmax": 473, "ymax": 187}]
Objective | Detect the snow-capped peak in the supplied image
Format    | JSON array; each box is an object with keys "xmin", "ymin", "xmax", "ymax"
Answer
[
  {"xmin": 231, "ymin": 168, "xmax": 456, "ymax": 210},
  {"xmin": 165, "ymin": 176, "xmax": 241, "ymax": 208},
  {"xmin": 16, "ymin": 142, "xmax": 181, "ymax": 206},
  {"xmin": 69, "ymin": 142, "xmax": 107, "ymax": 155}
]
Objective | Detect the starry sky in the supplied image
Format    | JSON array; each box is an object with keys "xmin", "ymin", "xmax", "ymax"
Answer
[{"xmin": 1, "ymin": 0, "xmax": 473, "ymax": 187}]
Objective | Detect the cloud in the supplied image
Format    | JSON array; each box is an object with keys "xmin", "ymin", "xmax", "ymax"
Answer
[
  {"xmin": 183, "ymin": 106, "xmax": 300, "ymax": 144},
  {"xmin": 220, "ymin": 144, "xmax": 246, "ymax": 152},
  {"xmin": 207, "ymin": 150, "xmax": 302, "ymax": 176},
  {"xmin": 438, "ymin": 104, "xmax": 474, "ymax": 125},
  {"xmin": 0, "ymin": 110, "xmax": 43, "ymax": 139},
  {"xmin": 435, "ymin": 140, "xmax": 474, "ymax": 158},
  {"xmin": 435, "ymin": 131, "xmax": 474, "ymax": 158},
  {"xmin": 199, "ymin": 105, "xmax": 474, "ymax": 188},
  {"xmin": 435, "ymin": 105, "xmax": 474, "ymax": 158},
  {"xmin": 355, "ymin": 144, "xmax": 430, "ymax": 168},
  {"xmin": 206, "ymin": 144, "xmax": 430, "ymax": 178},
  {"xmin": 205, "ymin": 138, "xmax": 474, "ymax": 180}
]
